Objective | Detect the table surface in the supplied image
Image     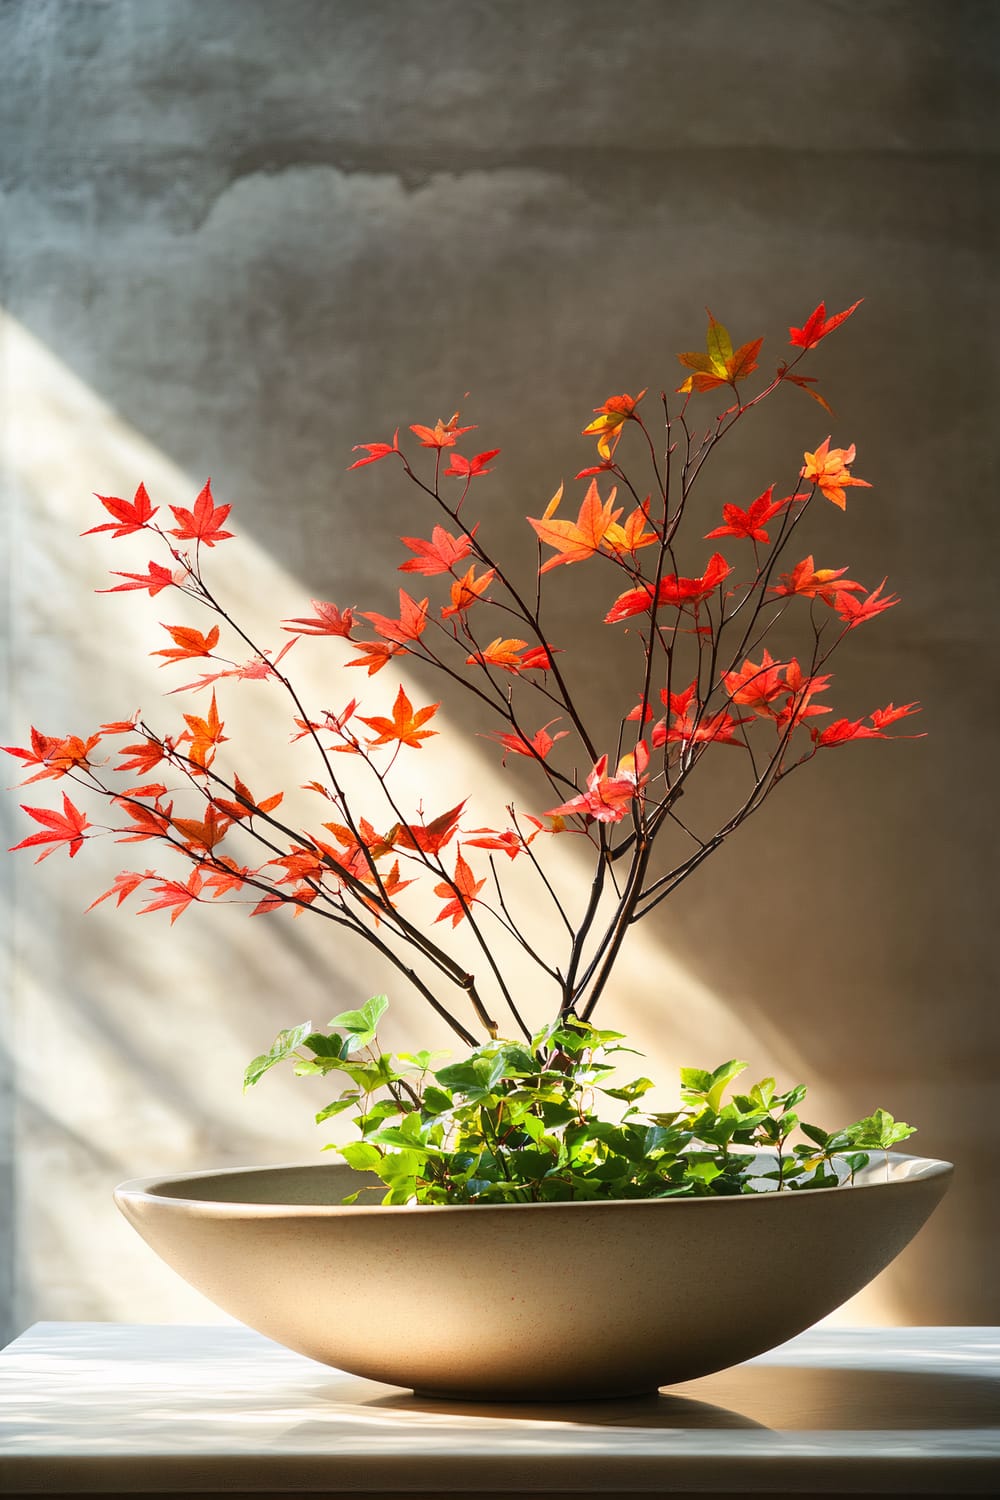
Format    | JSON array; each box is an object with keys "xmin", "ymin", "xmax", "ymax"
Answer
[{"xmin": 1, "ymin": 1322, "xmax": 998, "ymax": 1496}]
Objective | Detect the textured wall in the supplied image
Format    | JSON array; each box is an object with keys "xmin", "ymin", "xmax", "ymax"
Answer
[{"xmin": 1, "ymin": 0, "xmax": 998, "ymax": 1345}]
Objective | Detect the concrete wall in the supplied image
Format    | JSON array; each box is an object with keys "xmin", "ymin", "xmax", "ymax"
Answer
[{"xmin": 1, "ymin": 0, "xmax": 998, "ymax": 1343}]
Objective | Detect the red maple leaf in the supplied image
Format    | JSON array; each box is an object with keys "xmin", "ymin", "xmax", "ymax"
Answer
[
  {"xmin": 137, "ymin": 870, "xmax": 204, "ymax": 923},
  {"xmin": 399, "ymin": 525, "xmax": 477, "ymax": 576},
  {"xmin": 704, "ymin": 485, "xmax": 807, "ymax": 544},
  {"xmin": 82, "ymin": 483, "xmax": 158, "ymax": 539},
  {"xmin": 487, "ymin": 719, "xmax": 568, "ymax": 764},
  {"xmin": 443, "ymin": 449, "xmax": 500, "ymax": 478},
  {"xmin": 9, "ymin": 792, "xmax": 89, "ymax": 861},
  {"xmin": 348, "ymin": 429, "xmax": 400, "ymax": 469},
  {"xmin": 789, "ymin": 299, "xmax": 863, "ymax": 350},
  {"xmin": 98, "ymin": 561, "xmax": 177, "ymax": 597},
  {"xmin": 169, "ymin": 481, "xmax": 233, "ymax": 546},
  {"xmin": 282, "ymin": 601, "xmax": 355, "ymax": 637},
  {"xmin": 86, "ymin": 869, "xmax": 154, "ymax": 911},
  {"xmin": 835, "ymin": 578, "xmax": 900, "ymax": 629},
  {"xmin": 363, "ymin": 589, "xmax": 429, "ymax": 644},
  {"xmin": 605, "ymin": 553, "xmax": 732, "ymax": 623}
]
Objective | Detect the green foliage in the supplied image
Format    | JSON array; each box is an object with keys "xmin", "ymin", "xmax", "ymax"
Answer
[{"xmin": 246, "ymin": 1001, "xmax": 918, "ymax": 1205}]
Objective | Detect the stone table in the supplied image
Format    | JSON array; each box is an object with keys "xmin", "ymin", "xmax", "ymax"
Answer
[{"xmin": 1, "ymin": 1322, "xmax": 998, "ymax": 1496}]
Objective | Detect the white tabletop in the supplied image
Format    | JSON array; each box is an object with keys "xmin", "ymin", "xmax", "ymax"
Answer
[{"xmin": 1, "ymin": 1322, "xmax": 998, "ymax": 1495}]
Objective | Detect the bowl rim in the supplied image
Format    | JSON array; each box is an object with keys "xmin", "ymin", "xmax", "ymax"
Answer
[{"xmin": 114, "ymin": 1152, "xmax": 954, "ymax": 1216}]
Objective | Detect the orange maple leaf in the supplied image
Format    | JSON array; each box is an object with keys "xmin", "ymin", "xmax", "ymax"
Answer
[
  {"xmin": 581, "ymin": 391, "xmax": 646, "ymax": 459},
  {"xmin": 772, "ymin": 556, "xmax": 864, "ymax": 606},
  {"xmin": 465, "ymin": 637, "xmax": 528, "ymax": 671},
  {"xmin": 212, "ymin": 773, "xmax": 284, "ymax": 821},
  {"xmin": 171, "ymin": 803, "xmax": 231, "ymax": 852},
  {"xmin": 180, "ymin": 690, "xmax": 228, "ymax": 769},
  {"xmin": 800, "ymin": 437, "xmax": 871, "ymax": 510},
  {"xmin": 677, "ymin": 312, "xmax": 763, "ymax": 393},
  {"xmin": 392, "ymin": 801, "xmax": 465, "ymax": 857},
  {"xmin": 363, "ymin": 589, "xmax": 429, "ymax": 644},
  {"xmin": 152, "ymin": 622, "xmax": 221, "ymax": 664},
  {"xmin": 410, "ymin": 413, "xmax": 476, "ymax": 449},
  {"xmin": 360, "ymin": 685, "xmax": 440, "ymax": 750},
  {"xmin": 528, "ymin": 480, "xmax": 624, "ymax": 572},
  {"xmin": 441, "ymin": 566, "xmax": 495, "ymax": 618},
  {"xmin": 434, "ymin": 848, "xmax": 486, "ymax": 927}
]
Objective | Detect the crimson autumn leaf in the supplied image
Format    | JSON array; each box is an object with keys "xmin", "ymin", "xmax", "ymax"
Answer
[
  {"xmin": 776, "ymin": 364, "xmax": 835, "ymax": 416},
  {"xmin": 9, "ymin": 792, "xmax": 89, "ymax": 861},
  {"xmin": 441, "ymin": 566, "xmax": 495, "ymax": 618},
  {"xmin": 409, "ymin": 413, "xmax": 476, "ymax": 450},
  {"xmin": 528, "ymin": 480, "xmax": 624, "ymax": 572},
  {"xmin": 789, "ymin": 299, "xmax": 863, "ymax": 350},
  {"xmin": 704, "ymin": 485, "xmax": 806, "ymax": 544},
  {"xmin": 98, "ymin": 560, "xmax": 177, "ymax": 597},
  {"xmin": 605, "ymin": 553, "xmax": 732, "ymax": 623},
  {"xmin": 443, "ymin": 449, "xmax": 500, "ymax": 479},
  {"xmin": 772, "ymin": 556, "xmax": 864, "ymax": 606},
  {"xmin": 398, "ymin": 525, "xmax": 476, "ymax": 576},
  {"xmin": 677, "ymin": 312, "xmax": 763, "ymax": 394},
  {"xmin": 282, "ymin": 601, "xmax": 356, "ymax": 637},
  {"xmin": 169, "ymin": 481, "xmax": 233, "ymax": 546},
  {"xmin": 814, "ymin": 702, "xmax": 922, "ymax": 747},
  {"xmin": 152, "ymin": 623, "xmax": 221, "ymax": 664},
  {"xmin": 82, "ymin": 483, "xmax": 157, "ymax": 539},
  {"xmin": 363, "ymin": 589, "xmax": 429, "ymax": 644},
  {"xmin": 519, "ymin": 643, "xmax": 562, "ymax": 671},
  {"xmin": 360, "ymin": 685, "xmax": 440, "ymax": 750},
  {"xmin": 348, "ymin": 429, "xmax": 400, "ymax": 469},
  {"xmin": 801, "ymin": 438, "xmax": 871, "ymax": 510},
  {"xmin": 86, "ymin": 869, "xmax": 154, "ymax": 911},
  {"xmin": 137, "ymin": 870, "xmax": 204, "ymax": 924},
  {"xmin": 434, "ymin": 849, "xmax": 486, "ymax": 927},
  {"xmin": 835, "ymin": 577, "xmax": 900, "ymax": 629}
]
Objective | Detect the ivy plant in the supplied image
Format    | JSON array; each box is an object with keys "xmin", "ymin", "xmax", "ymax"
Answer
[{"xmin": 246, "ymin": 999, "xmax": 915, "ymax": 1205}]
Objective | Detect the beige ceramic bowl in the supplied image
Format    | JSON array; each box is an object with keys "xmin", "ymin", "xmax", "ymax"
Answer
[{"xmin": 115, "ymin": 1154, "xmax": 951, "ymax": 1400}]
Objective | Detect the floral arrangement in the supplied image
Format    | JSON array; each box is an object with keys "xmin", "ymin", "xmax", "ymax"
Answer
[{"xmin": 6, "ymin": 299, "xmax": 919, "ymax": 1202}]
